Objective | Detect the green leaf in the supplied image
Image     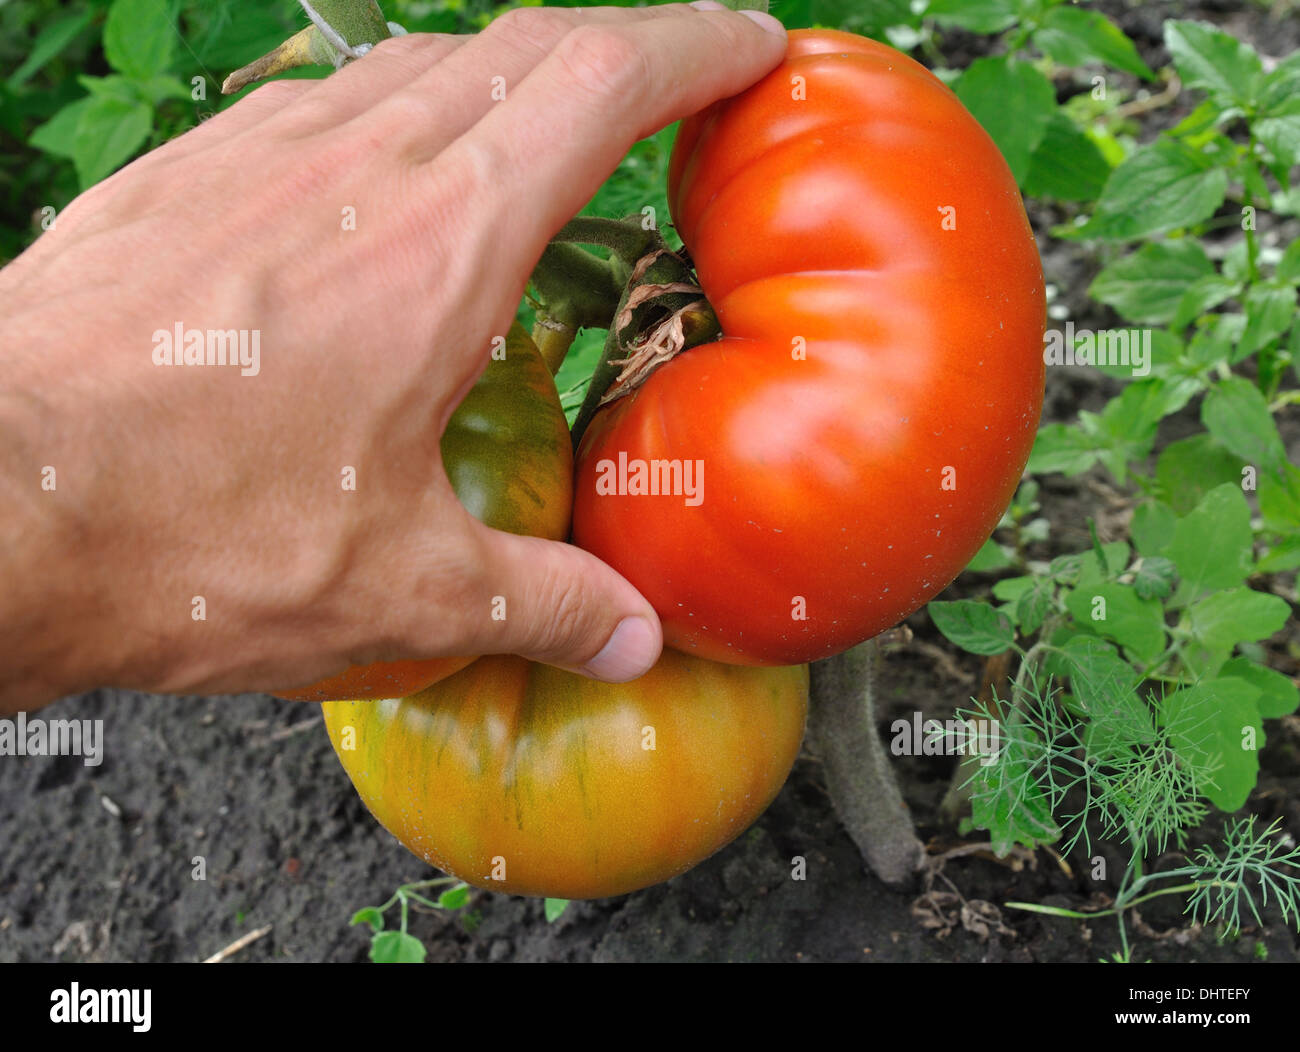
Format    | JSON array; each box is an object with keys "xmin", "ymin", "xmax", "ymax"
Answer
[
  {"xmin": 27, "ymin": 97, "xmax": 95, "ymax": 160},
  {"xmin": 1073, "ymin": 140, "xmax": 1229, "ymax": 241},
  {"xmin": 1163, "ymin": 19, "xmax": 1264, "ymax": 106},
  {"xmin": 1080, "ymin": 379, "xmax": 1197, "ymax": 485},
  {"xmin": 350, "ymin": 907, "xmax": 384, "ymax": 932},
  {"xmin": 1064, "ymin": 582, "xmax": 1167, "ymax": 664},
  {"xmin": 1218, "ymin": 657, "xmax": 1300, "ymax": 719},
  {"xmin": 1256, "ymin": 108, "xmax": 1300, "ymax": 172},
  {"xmin": 9, "ymin": 12, "xmax": 93, "ymax": 88},
  {"xmin": 1201, "ymin": 376, "xmax": 1287, "ymax": 473},
  {"xmin": 1132, "ymin": 556, "xmax": 1176, "ymax": 601},
  {"xmin": 1182, "ymin": 314, "xmax": 1245, "ymax": 369},
  {"xmin": 1155, "ymin": 435, "xmax": 1247, "ymax": 515},
  {"xmin": 369, "ymin": 930, "xmax": 427, "ymax": 964},
  {"xmin": 544, "ymin": 898, "xmax": 569, "ymax": 922},
  {"xmin": 1163, "ymin": 483, "xmax": 1254, "ymax": 601},
  {"xmin": 1172, "ymin": 274, "xmax": 1242, "ymax": 329},
  {"xmin": 1257, "ymin": 537, "xmax": 1300, "ymax": 573},
  {"xmin": 992, "ymin": 575, "xmax": 1034, "ymax": 602},
  {"xmin": 1015, "ymin": 576, "xmax": 1054, "ymax": 637},
  {"xmin": 928, "ymin": 599, "xmax": 1015, "ymax": 655},
  {"xmin": 104, "ymin": 0, "xmax": 176, "ymax": 80},
  {"xmin": 967, "ymin": 735, "xmax": 1062, "ymax": 855},
  {"xmin": 72, "ymin": 96, "xmax": 153, "ymax": 190},
  {"xmin": 1131, "ymin": 501, "xmax": 1177, "ymax": 557},
  {"xmin": 925, "ymin": 0, "xmax": 1018, "ymax": 33},
  {"xmin": 1237, "ymin": 285, "xmax": 1298, "ymax": 360},
  {"xmin": 1059, "ymin": 636, "xmax": 1150, "ymax": 753},
  {"xmin": 1023, "ymin": 112, "xmax": 1112, "ymax": 202},
  {"xmin": 1027, "ymin": 423, "xmax": 1097, "ymax": 476},
  {"xmin": 437, "ymin": 885, "xmax": 470, "ymax": 909},
  {"xmin": 1258, "ymin": 463, "xmax": 1300, "ymax": 532},
  {"xmin": 966, "ymin": 537, "xmax": 1014, "ymax": 571},
  {"xmin": 953, "ymin": 57, "xmax": 1057, "ymax": 185},
  {"xmin": 1163, "ymin": 679, "xmax": 1262, "ymax": 812},
  {"xmin": 1090, "ymin": 240, "xmax": 1215, "ymax": 325},
  {"xmin": 1186, "ymin": 587, "xmax": 1291, "ymax": 670},
  {"xmin": 1277, "ymin": 239, "xmax": 1300, "ymax": 285},
  {"xmin": 1033, "ymin": 7, "xmax": 1154, "ymax": 80}
]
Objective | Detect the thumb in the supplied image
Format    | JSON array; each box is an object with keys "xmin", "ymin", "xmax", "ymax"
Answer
[{"xmin": 458, "ymin": 526, "xmax": 663, "ymax": 682}]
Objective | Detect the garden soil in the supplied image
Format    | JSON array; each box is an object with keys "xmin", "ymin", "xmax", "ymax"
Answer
[{"xmin": 2, "ymin": 0, "xmax": 1297, "ymax": 963}]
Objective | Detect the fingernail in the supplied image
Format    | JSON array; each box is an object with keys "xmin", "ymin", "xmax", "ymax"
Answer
[
  {"xmin": 582, "ymin": 617, "xmax": 659, "ymax": 682},
  {"xmin": 739, "ymin": 9, "xmax": 785, "ymax": 33},
  {"xmin": 689, "ymin": 1, "xmax": 728, "ymax": 9}
]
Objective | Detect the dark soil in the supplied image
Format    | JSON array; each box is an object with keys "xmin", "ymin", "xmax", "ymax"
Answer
[{"xmin": 2, "ymin": 0, "xmax": 1297, "ymax": 964}]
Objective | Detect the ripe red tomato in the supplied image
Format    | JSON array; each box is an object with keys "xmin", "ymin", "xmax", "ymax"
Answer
[
  {"xmin": 277, "ymin": 324, "xmax": 572, "ymax": 701},
  {"xmin": 572, "ymin": 29, "xmax": 1045, "ymax": 666},
  {"xmin": 323, "ymin": 651, "xmax": 808, "ymax": 899}
]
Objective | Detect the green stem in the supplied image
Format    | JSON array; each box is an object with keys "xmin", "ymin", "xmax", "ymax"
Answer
[{"xmin": 551, "ymin": 216, "xmax": 658, "ymax": 268}]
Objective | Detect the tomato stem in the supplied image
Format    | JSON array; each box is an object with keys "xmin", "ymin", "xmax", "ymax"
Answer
[
  {"xmin": 527, "ymin": 242, "xmax": 623, "ymax": 372},
  {"xmin": 809, "ymin": 640, "xmax": 925, "ymax": 885},
  {"xmin": 568, "ymin": 238, "xmax": 719, "ymax": 447},
  {"xmin": 223, "ymin": 0, "xmax": 392, "ymax": 93}
]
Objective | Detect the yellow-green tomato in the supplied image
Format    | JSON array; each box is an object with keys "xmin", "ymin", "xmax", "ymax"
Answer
[{"xmin": 323, "ymin": 651, "xmax": 808, "ymax": 899}]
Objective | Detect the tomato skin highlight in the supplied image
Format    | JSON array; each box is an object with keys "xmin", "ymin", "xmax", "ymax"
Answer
[
  {"xmin": 277, "ymin": 323, "xmax": 572, "ymax": 701},
  {"xmin": 323, "ymin": 652, "xmax": 809, "ymax": 899},
  {"xmin": 573, "ymin": 29, "xmax": 1046, "ymax": 666}
]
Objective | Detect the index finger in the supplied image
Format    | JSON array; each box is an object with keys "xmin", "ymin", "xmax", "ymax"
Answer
[{"xmin": 430, "ymin": 5, "xmax": 787, "ymax": 258}]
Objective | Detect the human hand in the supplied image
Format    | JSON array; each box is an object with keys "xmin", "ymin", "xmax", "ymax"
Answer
[{"xmin": 0, "ymin": 3, "xmax": 786, "ymax": 712}]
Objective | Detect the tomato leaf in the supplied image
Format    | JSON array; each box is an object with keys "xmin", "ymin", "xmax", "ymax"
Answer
[
  {"xmin": 1090, "ymin": 240, "xmax": 1215, "ymax": 325},
  {"xmin": 1218, "ymin": 658, "xmax": 1300, "ymax": 720},
  {"xmin": 8, "ymin": 11, "xmax": 93, "ymax": 88},
  {"xmin": 953, "ymin": 57, "xmax": 1056, "ymax": 185},
  {"xmin": 1154, "ymin": 435, "xmax": 1245, "ymax": 515},
  {"xmin": 1162, "ymin": 679, "xmax": 1263, "ymax": 813},
  {"xmin": 544, "ymin": 898, "xmax": 569, "ymax": 923},
  {"xmin": 1259, "ymin": 464, "xmax": 1300, "ymax": 532},
  {"xmin": 104, "ymin": 0, "xmax": 177, "ymax": 80},
  {"xmin": 1064, "ymin": 582, "xmax": 1167, "ymax": 665},
  {"xmin": 1023, "ymin": 112, "xmax": 1112, "ymax": 202},
  {"xmin": 1164, "ymin": 19, "xmax": 1264, "ymax": 107},
  {"xmin": 1028, "ymin": 423, "xmax": 1098, "ymax": 476},
  {"xmin": 72, "ymin": 96, "xmax": 153, "ymax": 190},
  {"xmin": 928, "ymin": 599, "xmax": 1015, "ymax": 655},
  {"xmin": 1236, "ymin": 285, "xmax": 1297, "ymax": 360},
  {"xmin": 1033, "ymin": 7, "xmax": 1154, "ymax": 80},
  {"xmin": 1201, "ymin": 376, "xmax": 1287, "ymax": 474},
  {"xmin": 1071, "ymin": 139, "xmax": 1228, "ymax": 241},
  {"xmin": 925, "ymin": 0, "xmax": 1018, "ymax": 34},
  {"xmin": 1163, "ymin": 484, "xmax": 1254, "ymax": 602}
]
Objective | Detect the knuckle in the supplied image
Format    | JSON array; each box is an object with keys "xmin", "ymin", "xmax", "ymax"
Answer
[
  {"xmin": 548, "ymin": 26, "xmax": 647, "ymax": 104},
  {"xmin": 487, "ymin": 7, "xmax": 575, "ymax": 51},
  {"xmin": 522, "ymin": 558, "xmax": 593, "ymax": 656},
  {"xmin": 372, "ymin": 88, "xmax": 444, "ymax": 136},
  {"xmin": 371, "ymin": 31, "xmax": 441, "ymax": 63}
]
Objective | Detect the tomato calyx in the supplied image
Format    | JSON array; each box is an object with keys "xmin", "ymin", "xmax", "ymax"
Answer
[{"xmin": 552, "ymin": 221, "xmax": 721, "ymax": 445}]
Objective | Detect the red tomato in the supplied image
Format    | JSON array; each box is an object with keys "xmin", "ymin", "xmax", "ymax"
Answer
[{"xmin": 573, "ymin": 29, "xmax": 1045, "ymax": 666}]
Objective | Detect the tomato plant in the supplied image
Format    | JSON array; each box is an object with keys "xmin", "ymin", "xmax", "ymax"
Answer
[
  {"xmin": 323, "ymin": 651, "xmax": 808, "ymax": 899},
  {"xmin": 572, "ymin": 29, "xmax": 1046, "ymax": 666},
  {"xmin": 277, "ymin": 323, "xmax": 572, "ymax": 700}
]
